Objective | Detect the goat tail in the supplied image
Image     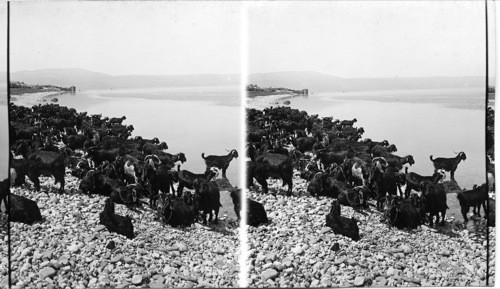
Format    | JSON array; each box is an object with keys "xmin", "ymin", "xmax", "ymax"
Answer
[
  {"xmin": 429, "ymin": 155, "xmax": 435, "ymax": 162},
  {"xmin": 201, "ymin": 153, "xmax": 206, "ymax": 159}
]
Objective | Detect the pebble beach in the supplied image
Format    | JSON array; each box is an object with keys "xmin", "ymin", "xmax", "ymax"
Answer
[
  {"xmin": 8, "ymin": 174, "xmax": 241, "ymax": 289},
  {"xmin": 246, "ymin": 175, "xmax": 494, "ymax": 287},
  {"xmin": 246, "ymin": 96, "xmax": 495, "ymax": 287}
]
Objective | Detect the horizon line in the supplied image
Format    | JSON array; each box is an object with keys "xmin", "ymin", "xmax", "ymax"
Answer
[{"xmin": 3, "ymin": 68, "xmax": 491, "ymax": 79}]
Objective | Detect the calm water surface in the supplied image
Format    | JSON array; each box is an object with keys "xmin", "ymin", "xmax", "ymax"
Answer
[
  {"xmin": 287, "ymin": 88, "xmax": 486, "ymax": 189},
  {"xmin": 57, "ymin": 86, "xmax": 242, "ymax": 187}
]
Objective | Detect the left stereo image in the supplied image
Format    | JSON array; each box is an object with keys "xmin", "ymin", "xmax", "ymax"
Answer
[{"xmin": 4, "ymin": 2, "xmax": 244, "ymax": 288}]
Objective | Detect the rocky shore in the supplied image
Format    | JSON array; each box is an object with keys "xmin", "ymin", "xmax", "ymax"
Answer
[
  {"xmin": 8, "ymin": 173, "xmax": 240, "ymax": 288},
  {"xmin": 246, "ymin": 94, "xmax": 295, "ymax": 110},
  {"xmin": 246, "ymin": 174, "xmax": 493, "ymax": 287},
  {"xmin": 10, "ymin": 91, "xmax": 64, "ymax": 108},
  {"xmin": 245, "ymin": 98, "xmax": 494, "ymax": 287}
]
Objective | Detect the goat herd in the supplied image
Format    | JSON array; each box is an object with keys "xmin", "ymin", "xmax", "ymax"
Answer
[
  {"xmin": 4, "ymin": 103, "xmax": 241, "ymax": 240},
  {"xmin": 246, "ymin": 106, "xmax": 494, "ymax": 241}
]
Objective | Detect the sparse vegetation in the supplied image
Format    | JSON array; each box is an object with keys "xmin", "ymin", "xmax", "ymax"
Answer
[
  {"xmin": 246, "ymin": 84, "xmax": 307, "ymax": 98},
  {"xmin": 9, "ymin": 81, "xmax": 75, "ymax": 95}
]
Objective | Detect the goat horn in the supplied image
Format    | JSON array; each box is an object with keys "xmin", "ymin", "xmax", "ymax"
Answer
[{"xmin": 453, "ymin": 151, "xmax": 458, "ymax": 154}]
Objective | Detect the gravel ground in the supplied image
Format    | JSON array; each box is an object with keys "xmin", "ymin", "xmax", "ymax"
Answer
[
  {"xmin": 8, "ymin": 172, "xmax": 241, "ymax": 289},
  {"xmin": 246, "ymin": 171, "xmax": 494, "ymax": 287},
  {"xmin": 0, "ymin": 214, "xmax": 8, "ymax": 288}
]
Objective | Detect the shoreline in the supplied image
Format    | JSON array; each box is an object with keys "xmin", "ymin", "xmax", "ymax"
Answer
[
  {"xmin": 10, "ymin": 91, "xmax": 66, "ymax": 107},
  {"xmin": 246, "ymin": 93, "xmax": 299, "ymax": 110}
]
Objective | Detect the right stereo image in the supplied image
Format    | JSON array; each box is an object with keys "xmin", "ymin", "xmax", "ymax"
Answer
[{"xmin": 244, "ymin": 1, "xmax": 495, "ymax": 287}]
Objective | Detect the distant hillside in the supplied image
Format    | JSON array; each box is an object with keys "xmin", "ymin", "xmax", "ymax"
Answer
[
  {"xmin": 10, "ymin": 69, "xmax": 239, "ymax": 90},
  {"xmin": 249, "ymin": 71, "xmax": 493, "ymax": 92},
  {"xmin": 8, "ymin": 69, "xmax": 494, "ymax": 92}
]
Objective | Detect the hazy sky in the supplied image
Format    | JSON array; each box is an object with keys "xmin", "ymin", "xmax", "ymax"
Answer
[
  {"xmin": 7, "ymin": 1, "xmax": 497, "ymax": 78},
  {"xmin": 249, "ymin": 1, "xmax": 495, "ymax": 78},
  {"xmin": 11, "ymin": 1, "xmax": 241, "ymax": 75}
]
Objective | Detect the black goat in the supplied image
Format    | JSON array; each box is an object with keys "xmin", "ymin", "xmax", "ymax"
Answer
[
  {"xmin": 157, "ymin": 194, "xmax": 196, "ymax": 227},
  {"xmin": 110, "ymin": 184, "xmax": 139, "ymax": 207},
  {"xmin": 10, "ymin": 157, "xmax": 29, "ymax": 187},
  {"xmin": 201, "ymin": 149, "xmax": 239, "ymax": 179},
  {"xmin": 85, "ymin": 146, "xmax": 125, "ymax": 166},
  {"xmin": 230, "ymin": 188, "xmax": 268, "ymax": 226},
  {"xmin": 404, "ymin": 167, "xmax": 445, "ymax": 198},
  {"xmin": 314, "ymin": 148, "xmax": 355, "ymax": 169},
  {"xmin": 251, "ymin": 153, "xmax": 293, "ymax": 196},
  {"xmin": 307, "ymin": 172, "xmax": 346, "ymax": 198},
  {"xmin": 142, "ymin": 142, "xmax": 168, "ymax": 155},
  {"xmin": 456, "ymin": 183, "xmax": 488, "ymax": 223},
  {"xmin": 383, "ymin": 195, "xmax": 423, "ymax": 230},
  {"xmin": 429, "ymin": 151, "xmax": 466, "ymax": 181},
  {"xmin": 99, "ymin": 198, "xmax": 134, "ymax": 239},
  {"xmin": 420, "ymin": 181, "xmax": 448, "ymax": 226},
  {"xmin": 340, "ymin": 118, "xmax": 357, "ymax": 128},
  {"xmin": 371, "ymin": 144, "xmax": 398, "ymax": 158},
  {"xmin": 176, "ymin": 166, "xmax": 218, "ymax": 197},
  {"xmin": 63, "ymin": 134, "xmax": 88, "ymax": 150},
  {"xmin": 109, "ymin": 116, "xmax": 126, "ymax": 124},
  {"xmin": 27, "ymin": 150, "xmax": 66, "ymax": 193},
  {"xmin": 300, "ymin": 162, "xmax": 322, "ymax": 181},
  {"xmin": 158, "ymin": 152, "xmax": 187, "ymax": 168},
  {"xmin": 193, "ymin": 179, "xmax": 221, "ymax": 224},
  {"xmin": 79, "ymin": 170, "xmax": 120, "ymax": 196},
  {"xmin": 290, "ymin": 137, "xmax": 317, "ymax": 153},
  {"xmin": 338, "ymin": 186, "xmax": 369, "ymax": 209},
  {"xmin": 372, "ymin": 166, "xmax": 405, "ymax": 210},
  {"xmin": 385, "ymin": 154, "xmax": 415, "ymax": 170},
  {"xmin": 142, "ymin": 163, "xmax": 178, "ymax": 208},
  {"xmin": 325, "ymin": 199, "xmax": 360, "ymax": 241},
  {"xmin": 9, "ymin": 194, "xmax": 43, "ymax": 225},
  {"xmin": 71, "ymin": 160, "xmax": 92, "ymax": 179}
]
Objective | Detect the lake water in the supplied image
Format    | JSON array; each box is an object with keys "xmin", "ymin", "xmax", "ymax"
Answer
[
  {"xmin": 56, "ymin": 86, "xmax": 243, "ymax": 187},
  {"xmin": 286, "ymin": 88, "xmax": 487, "ymax": 189}
]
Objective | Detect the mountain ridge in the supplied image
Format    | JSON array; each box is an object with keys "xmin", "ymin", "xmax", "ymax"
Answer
[{"xmin": 8, "ymin": 68, "xmax": 493, "ymax": 92}]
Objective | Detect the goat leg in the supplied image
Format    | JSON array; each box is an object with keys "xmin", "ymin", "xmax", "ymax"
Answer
[
  {"xmin": 202, "ymin": 211, "xmax": 208, "ymax": 225},
  {"xmin": 461, "ymin": 206, "xmax": 469, "ymax": 223},
  {"xmin": 397, "ymin": 185, "xmax": 404, "ymax": 198},
  {"xmin": 28, "ymin": 173, "xmax": 41, "ymax": 191},
  {"xmin": 255, "ymin": 176, "xmax": 268, "ymax": 195},
  {"xmin": 404, "ymin": 186, "xmax": 411, "ymax": 199},
  {"xmin": 286, "ymin": 178, "xmax": 293, "ymax": 197},
  {"xmin": 214, "ymin": 207, "xmax": 219, "ymax": 224},
  {"xmin": 176, "ymin": 184, "xmax": 183, "ymax": 197},
  {"xmin": 169, "ymin": 182, "xmax": 176, "ymax": 195}
]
